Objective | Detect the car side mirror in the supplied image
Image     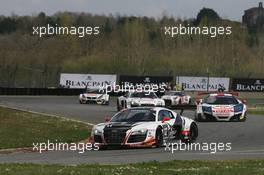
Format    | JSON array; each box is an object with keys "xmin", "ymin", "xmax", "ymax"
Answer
[
  {"xmin": 242, "ymin": 99, "xmax": 247, "ymax": 104},
  {"xmin": 162, "ymin": 117, "xmax": 171, "ymax": 123},
  {"xmin": 105, "ymin": 116, "xmax": 111, "ymax": 123}
]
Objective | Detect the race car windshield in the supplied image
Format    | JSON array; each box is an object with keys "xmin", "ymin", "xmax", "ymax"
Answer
[
  {"xmin": 204, "ymin": 96, "xmax": 239, "ymax": 105},
  {"xmin": 165, "ymin": 91, "xmax": 185, "ymax": 96},
  {"xmin": 111, "ymin": 109, "xmax": 156, "ymax": 122},
  {"xmin": 130, "ymin": 92, "xmax": 157, "ymax": 98}
]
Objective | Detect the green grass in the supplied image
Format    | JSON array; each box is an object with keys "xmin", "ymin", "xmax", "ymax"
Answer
[
  {"xmin": 0, "ymin": 107, "xmax": 91, "ymax": 149},
  {"xmin": 248, "ymin": 109, "xmax": 264, "ymax": 115},
  {"xmin": 248, "ymin": 104, "xmax": 264, "ymax": 115},
  {"xmin": 0, "ymin": 160, "xmax": 264, "ymax": 175}
]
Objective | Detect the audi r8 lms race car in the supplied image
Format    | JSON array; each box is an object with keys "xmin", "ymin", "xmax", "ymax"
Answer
[
  {"xmin": 161, "ymin": 91, "xmax": 192, "ymax": 108},
  {"xmin": 117, "ymin": 91, "xmax": 165, "ymax": 111},
  {"xmin": 195, "ymin": 92, "xmax": 247, "ymax": 122},
  {"xmin": 79, "ymin": 88, "xmax": 109, "ymax": 105},
  {"xmin": 89, "ymin": 107, "xmax": 198, "ymax": 149}
]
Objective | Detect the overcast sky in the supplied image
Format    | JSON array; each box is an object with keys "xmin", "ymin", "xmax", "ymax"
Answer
[{"xmin": 0, "ymin": 0, "xmax": 263, "ymax": 21}]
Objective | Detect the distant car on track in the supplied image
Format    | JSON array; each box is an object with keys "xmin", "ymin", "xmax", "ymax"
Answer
[
  {"xmin": 195, "ymin": 92, "xmax": 247, "ymax": 122},
  {"xmin": 117, "ymin": 91, "xmax": 165, "ymax": 111},
  {"xmin": 89, "ymin": 107, "xmax": 198, "ymax": 149},
  {"xmin": 79, "ymin": 88, "xmax": 109, "ymax": 105},
  {"xmin": 161, "ymin": 91, "xmax": 192, "ymax": 108}
]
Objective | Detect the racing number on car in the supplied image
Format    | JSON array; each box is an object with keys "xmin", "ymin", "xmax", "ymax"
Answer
[{"xmin": 213, "ymin": 107, "xmax": 233, "ymax": 113}]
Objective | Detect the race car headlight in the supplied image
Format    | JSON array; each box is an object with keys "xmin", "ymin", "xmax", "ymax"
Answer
[
  {"xmin": 202, "ymin": 106, "xmax": 212, "ymax": 114},
  {"xmin": 157, "ymin": 101, "xmax": 162, "ymax": 105},
  {"xmin": 97, "ymin": 94, "xmax": 104, "ymax": 99},
  {"xmin": 234, "ymin": 104, "xmax": 244, "ymax": 113},
  {"xmin": 131, "ymin": 129, "xmax": 148, "ymax": 135},
  {"xmin": 155, "ymin": 100, "xmax": 163, "ymax": 106},
  {"xmin": 131, "ymin": 100, "xmax": 139, "ymax": 105},
  {"xmin": 92, "ymin": 129, "xmax": 102, "ymax": 135}
]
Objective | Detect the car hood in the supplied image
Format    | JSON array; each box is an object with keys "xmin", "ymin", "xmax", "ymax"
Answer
[
  {"xmin": 83, "ymin": 93, "xmax": 103, "ymax": 97},
  {"xmin": 93, "ymin": 121, "xmax": 159, "ymax": 132}
]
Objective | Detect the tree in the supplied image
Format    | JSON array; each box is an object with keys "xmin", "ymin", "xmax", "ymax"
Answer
[{"xmin": 195, "ymin": 8, "xmax": 220, "ymax": 25}]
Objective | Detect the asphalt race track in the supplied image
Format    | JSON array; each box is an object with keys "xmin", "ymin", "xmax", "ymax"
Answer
[{"xmin": 0, "ymin": 96, "xmax": 264, "ymax": 164}]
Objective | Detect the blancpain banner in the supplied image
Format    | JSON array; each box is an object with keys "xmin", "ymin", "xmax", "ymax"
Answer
[
  {"xmin": 232, "ymin": 78, "xmax": 264, "ymax": 92},
  {"xmin": 176, "ymin": 76, "xmax": 230, "ymax": 91},
  {"xmin": 60, "ymin": 73, "xmax": 117, "ymax": 89}
]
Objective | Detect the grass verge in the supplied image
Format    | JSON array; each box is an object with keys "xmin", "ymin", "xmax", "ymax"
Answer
[
  {"xmin": 0, "ymin": 160, "xmax": 264, "ymax": 175},
  {"xmin": 248, "ymin": 104, "xmax": 264, "ymax": 115},
  {"xmin": 248, "ymin": 109, "xmax": 264, "ymax": 115},
  {"xmin": 0, "ymin": 106, "xmax": 91, "ymax": 149}
]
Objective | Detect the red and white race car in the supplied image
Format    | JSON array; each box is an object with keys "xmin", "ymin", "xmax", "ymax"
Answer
[
  {"xmin": 195, "ymin": 92, "xmax": 247, "ymax": 122},
  {"xmin": 161, "ymin": 91, "xmax": 191, "ymax": 108},
  {"xmin": 89, "ymin": 107, "xmax": 198, "ymax": 149}
]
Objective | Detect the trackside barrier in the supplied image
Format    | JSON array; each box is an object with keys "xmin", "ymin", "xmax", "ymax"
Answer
[
  {"xmin": 0, "ymin": 87, "xmax": 165, "ymax": 97},
  {"xmin": 0, "ymin": 88, "xmax": 84, "ymax": 96}
]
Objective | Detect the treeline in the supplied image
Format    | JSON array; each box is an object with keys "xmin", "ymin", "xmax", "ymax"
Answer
[{"xmin": 0, "ymin": 9, "xmax": 263, "ymax": 87}]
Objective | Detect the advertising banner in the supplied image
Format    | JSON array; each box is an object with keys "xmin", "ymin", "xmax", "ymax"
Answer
[
  {"xmin": 119, "ymin": 75, "xmax": 173, "ymax": 86},
  {"xmin": 59, "ymin": 73, "xmax": 117, "ymax": 89},
  {"xmin": 176, "ymin": 76, "xmax": 230, "ymax": 91},
  {"xmin": 231, "ymin": 78, "xmax": 264, "ymax": 92}
]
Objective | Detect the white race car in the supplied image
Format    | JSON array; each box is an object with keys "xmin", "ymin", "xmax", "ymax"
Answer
[
  {"xmin": 117, "ymin": 91, "xmax": 165, "ymax": 111},
  {"xmin": 162, "ymin": 91, "xmax": 191, "ymax": 107},
  {"xmin": 89, "ymin": 107, "xmax": 198, "ymax": 149},
  {"xmin": 195, "ymin": 93, "xmax": 247, "ymax": 122},
  {"xmin": 79, "ymin": 89, "xmax": 109, "ymax": 105}
]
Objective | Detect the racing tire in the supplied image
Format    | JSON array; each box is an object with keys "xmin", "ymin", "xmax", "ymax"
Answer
[
  {"xmin": 155, "ymin": 128, "xmax": 163, "ymax": 148},
  {"xmin": 165, "ymin": 100, "xmax": 172, "ymax": 108},
  {"xmin": 79, "ymin": 100, "xmax": 85, "ymax": 104},
  {"xmin": 239, "ymin": 113, "xmax": 247, "ymax": 122},
  {"xmin": 104, "ymin": 101, "xmax": 109, "ymax": 105},
  {"xmin": 121, "ymin": 101, "xmax": 127, "ymax": 110},
  {"xmin": 181, "ymin": 123, "xmax": 198, "ymax": 143},
  {"xmin": 97, "ymin": 145, "xmax": 108, "ymax": 150},
  {"xmin": 195, "ymin": 113, "xmax": 203, "ymax": 122},
  {"xmin": 179, "ymin": 99, "xmax": 182, "ymax": 105},
  {"xmin": 117, "ymin": 100, "xmax": 121, "ymax": 111}
]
